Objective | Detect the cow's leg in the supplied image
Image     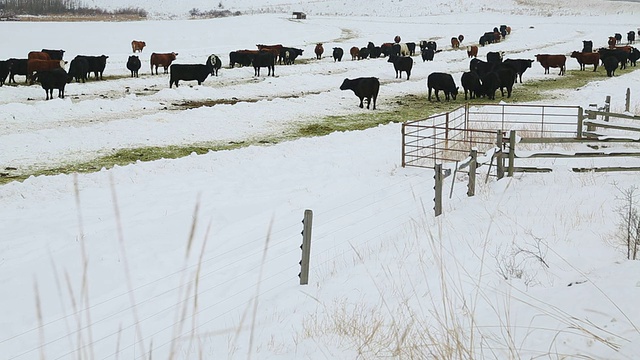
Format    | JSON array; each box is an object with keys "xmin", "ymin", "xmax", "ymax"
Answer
[
  {"xmin": 372, "ymin": 94, "xmax": 377, "ymax": 110},
  {"xmin": 358, "ymin": 96, "xmax": 364, "ymax": 108}
]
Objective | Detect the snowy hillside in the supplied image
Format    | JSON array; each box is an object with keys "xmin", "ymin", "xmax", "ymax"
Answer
[
  {"xmin": 81, "ymin": 0, "xmax": 640, "ymax": 18},
  {"xmin": 1, "ymin": 0, "xmax": 640, "ymax": 359}
]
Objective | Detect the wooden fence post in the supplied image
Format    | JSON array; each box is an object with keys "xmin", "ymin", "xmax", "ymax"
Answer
[
  {"xmin": 496, "ymin": 130, "xmax": 504, "ymax": 179},
  {"xmin": 605, "ymin": 95, "xmax": 611, "ymax": 122},
  {"xmin": 577, "ymin": 106, "xmax": 584, "ymax": 139},
  {"xmin": 508, "ymin": 130, "xmax": 516, "ymax": 177},
  {"xmin": 467, "ymin": 149, "xmax": 477, "ymax": 197},
  {"xmin": 434, "ymin": 164, "xmax": 443, "ymax": 217},
  {"xmin": 299, "ymin": 209, "xmax": 313, "ymax": 285},
  {"xmin": 401, "ymin": 123, "xmax": 406, "ymax": 168}
]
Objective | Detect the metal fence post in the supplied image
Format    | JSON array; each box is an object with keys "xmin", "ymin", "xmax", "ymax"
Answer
[
  {"xmin": 299, "ymin": 209, "xmax": 313, "ymax": 285},
  {"xmin": 496, "ymin": 130, "xmax": 504, "ymax": 179},
  {"xmin": 434, "ymin": 164, "xmax": 443, "ymax": 217},
  {"xmin": 626, "ymin": 88, "xmax": 631, "ymax": 112}
]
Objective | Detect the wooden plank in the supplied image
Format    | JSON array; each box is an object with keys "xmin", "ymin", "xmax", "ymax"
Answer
[
  {"xmin": 513, "ymin": 167, "xmax": 553, "ymax": 173},
  {"xmin": 520, "ymin": 151, "xmax": 640, "ymax": 159},
  {"xmin": 573, "ymin": 167, "xmax": 640, "ymax": 173},
  {"xmin": 582, "ymin": 120, "xmax": 640, "ymax": 133}
]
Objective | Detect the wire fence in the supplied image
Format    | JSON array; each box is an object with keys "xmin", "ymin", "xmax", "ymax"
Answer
[{"xmin": 402, "ymin": 103, "xmax": 584, "ymax": 168}]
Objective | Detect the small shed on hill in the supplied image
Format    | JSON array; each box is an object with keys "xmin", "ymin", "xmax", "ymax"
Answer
[{"xmin": 292, "ymin": 11, "xmax": 306, "ymax": 19}]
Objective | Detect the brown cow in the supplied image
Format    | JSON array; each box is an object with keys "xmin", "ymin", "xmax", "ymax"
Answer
[
  {"xmin": 535, "ymin": 54, "xmax": 566, "ymax": 75},
  {"xmin": 27, "ymin": 59, "xmax": 65, "ymax": 81},
  {"xmin": 350, "ymin": 46, "xmax": 359, "ymax": 60},
  {"xmin": 150, "ymin": 52, "xmax": 178, "ymax": 75},
  {"xmin": 451, "ymin": 37, "xmax": 460, "ymax": 48},
  {"xmin": 131, "ymin": 40, "xmax": 146, "ymax": 53},
  {"xmin": 315, "ymin": 43, "xmax": 324, "ymax": 59},
  {"xmin": 28, "ymin": 51, "xmax": 51, "ymax": 61},
  {"xmin": 467, "ymin": 45, "xmax": 478, "ymax": 58},
  {"xmin": 570, "ymin": 51, "xmax": 600, "ymax": 71},
  {"xmin": 608, "ymin": 36, "xmax": 617, "ymax": 48}
]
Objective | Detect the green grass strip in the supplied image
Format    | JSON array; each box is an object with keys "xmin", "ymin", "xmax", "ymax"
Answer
[{"xmin": 1, "ymin": 65, "xmax": 637, "ymax": 185}]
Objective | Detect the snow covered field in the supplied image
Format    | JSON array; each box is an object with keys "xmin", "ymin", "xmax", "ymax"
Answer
[{"xmin": 1, "ymin": 0, "xmax": 640, "ymax": 358}]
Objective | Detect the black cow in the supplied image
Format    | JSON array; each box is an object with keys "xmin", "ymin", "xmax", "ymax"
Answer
[
  {"xmin": 628, "ymin": 31, "xmax": 636, "ymax": 45},
  {"xmin": 615, "ymin": 33, "xmax": 622, "ymax": 44},
  {"xmin": 126, "ymin": 55, "xmax": 141, "ymax": 78},
  {"xmin": 487, "ymin": 51, "xmax": 503, "ymax": 63},
  {"xmin": 68, "ymin": 56, "xmax": 89, "ymax": 83},
  {"xmin": 500, "ymin": 25, "xmax": 508, "ymax": 38},
  {"xmin": 420, "ymin": 41, "xmax": 437, "ymax": 52},
  {"xmin": 470, "ymin": 58, "xmax": 496, "ymax": 77},
  {"xmin": 281, "ymin": 47, "xmax": 303, "ymax": 65},
  {"xmin": 252, "ymin": 51, "xmax": 275, "ymax": 76},
  {"xmin": 598, "ymin": 48, "xmax": 628, "ymax": 70},
  {"xmin": 208, "ymin": 54, "xmax": 222, "ymax": 75},
  {"xmin": 421, "ymin": 49, "xmax": 434, "ymax": 62},
  {"xmin": 332, "ymin": 47, "xmax": 344, "ymax": 62},
  {"xmin": 358, "ymin": 47, "xmax": 370, "ymax": 60},
  {"xmin": 0, "ymin": 60, "xmax": 11, "ymax": 86},
  {"xmin": 494, "ymin": 66, "xmax": 516, "ymax": 98},
  {"xmin": 7, "ymin": 58, "xmax": 27, "ymax": 83},
  {"xmin": 461, "ymin": 71, "xmax": 482, "ymax": 100},
  {"xmin": 340, "ymin": 77, "xmax": 380, "ymax": 110},
  {"xmin": 76, "ymin": 55, "xmax": 108, "ymax": 80},
  {"xmin": 629, "ymin": 47, "xmax": 640, "ymax": 66},
  {"xmin": 480, "ymin": 32, "xmax": 495, "ymax": 46},
  {"xmin": 481, "ymin": 72, "xmax": 500, "ymax": 100},
  {"xmin": 41, "ymin": 49, "xmax": 65, "ymax": 60},
  {"xmin": 391, "ymin": 43, "xmax": 401, "ymax": 57},
  {"xmin": 369, "ymin": 46, "xmax": 382, "ymax": 59},
  {"xmin": 427, "ymin": 72, "xmax": 458, "ymax": 101},
  {"xmin": 388, "ymin": 55, "xmax": 413, "ymax": 80},
  {"xmin": 582, "ymin": 40, "xmax": 593, "ymax": 53},
  {"xmin": 503, "ymin": 58, "xmax": 534, "ymax": 83},
  {"xmin": 31, "ymin": 68, "xmax": 68, "ymax": 100},
  {"xmin": 229, "ymin": 51, "xmax": 254, "ymax": 68},
  {"xmin": 406, "ymin": 42, "xmax": 416, "ymax": 56},
  {"xmin": 169, "ymin": 60, "xmax": 214, "ymax": 88},
  {"xmin": 602, "ymin": 55, "xmax": 619, "ymax": 77}
]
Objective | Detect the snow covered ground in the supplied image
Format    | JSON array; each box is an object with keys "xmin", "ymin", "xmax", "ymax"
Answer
[{"xmin": 1, "ymin": 0, "xmax": 640, "ymax": 359}]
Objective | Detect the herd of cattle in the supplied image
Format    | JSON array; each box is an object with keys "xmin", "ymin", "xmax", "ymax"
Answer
[
  {"xmin": 340, "ymin": 26, "xmax": 640, "ymax": 109},
  {"xmin": 1, "ymin": 26, "xmax": 639, "ymax": 103}
]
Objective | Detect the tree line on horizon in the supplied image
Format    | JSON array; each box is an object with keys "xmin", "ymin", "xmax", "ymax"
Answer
[{"xmin": 0, "ymin": 0, "xmax": 147, "ymax": 17}]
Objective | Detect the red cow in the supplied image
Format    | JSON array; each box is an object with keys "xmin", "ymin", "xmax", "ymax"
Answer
[
  {"xmin": 350, "ymin": 46, "xmax": 359, "ymax": 60},
  {"xmin": 451, "ymin": 37, "xmax": 460, "ymax": 48},
  {"xmin": 150, "ymin": 52, "xmax": 178, "ymax": 75},
  {"xmin": 608, "ymin": 36, "xmax": 617, "ymax": 48},
  {"xmin": 131, "ymin": 40, "xmax": 146, "ymax": 53},
  {"xmin": 28, "ymin": 51, "xmax": 51, "ymax": 61},
  {"xmin": 315, "ymin": 43, "xmax": 324, "ymax": 59},
  {"xmin": 27, "ymin": 59, "xmax": 65, "ymax": 81},
  {"xmin": 570, "ymin": 51, "xmax": 599, "ymax": 71},
  {"xmin": 467, "ymin": 45, "xmax": 478, "ymax": 58},
  {"xmin": 535, "ymin": 54, "xmax": 566, "ymax": 75}
]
